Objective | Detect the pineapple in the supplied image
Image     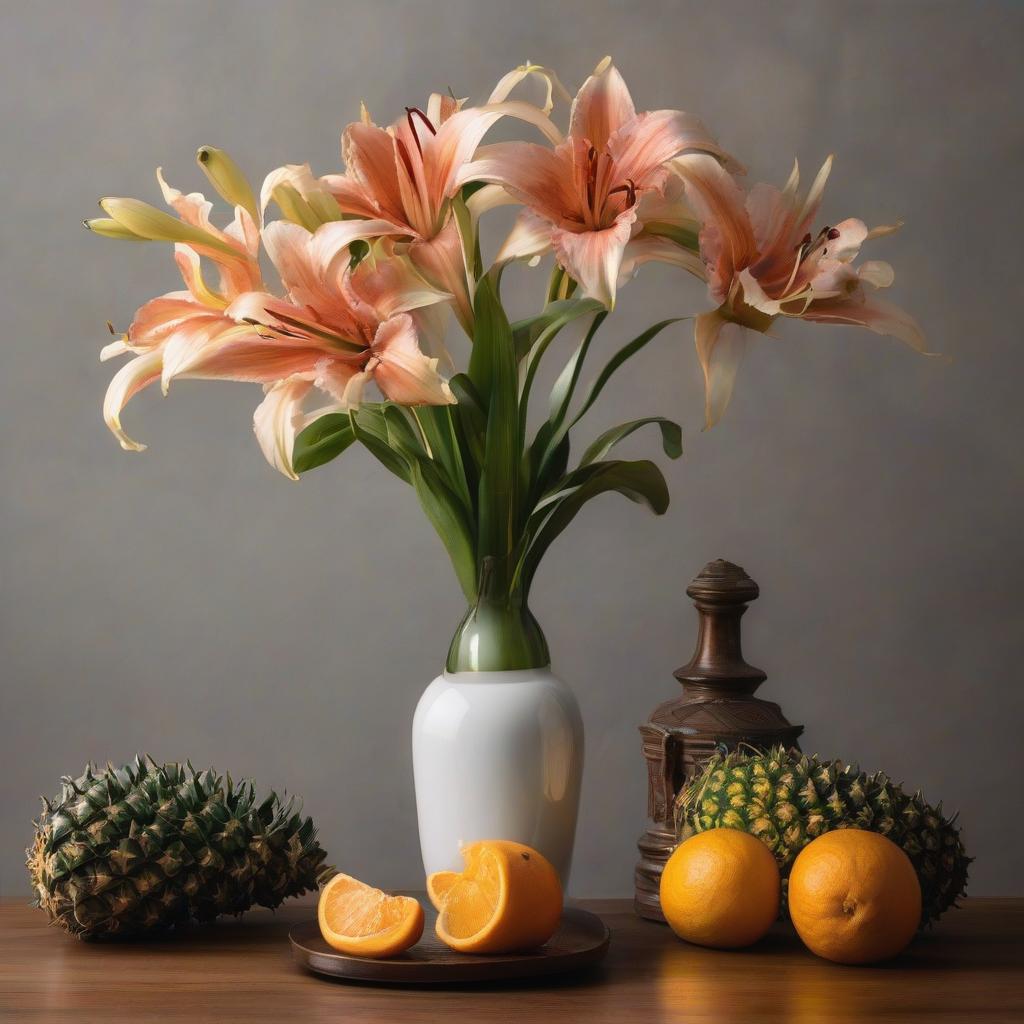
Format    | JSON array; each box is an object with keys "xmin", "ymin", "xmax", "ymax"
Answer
[
  {"xmin": 675, "ymin": 746, "xmax": 969, "ymax": 925},
  {"xmin": 27, "ymin": 757, "xmax": 330, "ymax": 939}
]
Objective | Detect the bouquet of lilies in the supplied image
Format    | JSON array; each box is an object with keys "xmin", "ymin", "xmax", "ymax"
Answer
[{"xmin": 89, "ymin": 58, "xmax": 924, "ymax": 666}]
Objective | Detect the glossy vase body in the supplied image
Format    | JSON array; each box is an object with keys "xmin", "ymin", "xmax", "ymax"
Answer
[{"xmin": 412, "ymin": 666, "xmax": 584, "ymax": 887}]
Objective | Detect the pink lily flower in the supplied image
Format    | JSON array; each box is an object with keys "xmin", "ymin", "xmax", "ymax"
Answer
[
  {"xmin": 101, "ymin": 170, "xmax": 264, "ymax": 451},
  {"xmin": 671, "ymin": 153, "xmax": 927, "ymax": 426},
  {"xmin": 459, "ymin": 57, "xmax": 737, "ymax": 307},
  {"xmin": 195, "ymin": 219, "xmax": 454, "ymax": 478},
  {"xmin": 320, "ymin": 84, "xmax": 562, "ymax": 330}
]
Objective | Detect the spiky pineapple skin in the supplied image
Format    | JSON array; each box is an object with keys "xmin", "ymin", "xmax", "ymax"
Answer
[
  {"xmin": 27, "ymin": 757, "xmax": 329, "ymax": 939},
  {"xmin": 675, "ymin": 746, "xmax": 969, "ymax": 926}
]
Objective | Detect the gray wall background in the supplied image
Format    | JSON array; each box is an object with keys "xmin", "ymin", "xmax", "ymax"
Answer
[{"xmin": 2, "ymin": 0, "xmax": 1022, "ymax": 900}]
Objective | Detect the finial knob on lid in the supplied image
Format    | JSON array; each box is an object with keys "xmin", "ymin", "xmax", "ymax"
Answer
[{"xmin": 675, "ymin": 559, "xmax": 766, "ymax": 695}]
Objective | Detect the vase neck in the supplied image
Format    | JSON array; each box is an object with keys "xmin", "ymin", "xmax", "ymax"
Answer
[{"xmin": 445, "ymin": 592, "xmax": 550, "ymax": 673}]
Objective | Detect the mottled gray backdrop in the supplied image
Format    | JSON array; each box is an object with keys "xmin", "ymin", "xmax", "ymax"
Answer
[{"xmin": 2, "ymin": 0, "xmax": 1021, "ymax": 900}]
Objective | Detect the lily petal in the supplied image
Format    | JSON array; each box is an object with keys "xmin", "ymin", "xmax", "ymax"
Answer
[
  {"xmin": 488, "ymin": 62, "xmax": 571, "ymax": 114},
  {"xmin": 253, "ymin": 375, "xmax": 315, "ymax": 480},
  {"xmin": 496, "ymin": 209, "xmax": 554, "ymax": 265},
  {"xmin": 803, "ymin": 293, "xmax": 927, "ymax": 352},
  {"xmin": 609, "ymin": 110, "xmax": 739, "ymax": 184},
  {"xmin": 102, "ymin": 349, "xmax": 163, "ymax": 451},
  {"xmin": 550, "ymin": 209, "xmax": 636, "ymax": 308},
  {"xmin": 569, "ymin": 57, "xmax": 635, "ymax": 151},
  {"xmin": 672, "ymin": 154, "xmax": 758, "ymax": 302},
  {"xmin": 694, "ymin": 310, "xmax": 750, "ymax": 428},
  {"xmin": 369, "ymin": 313, "xmax": 455, "ymax": 405}
]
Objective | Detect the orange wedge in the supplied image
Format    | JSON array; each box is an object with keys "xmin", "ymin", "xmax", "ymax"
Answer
[
  {"xmin": 433, "ymin": 840, "xmax": 563, "ymax": 954},
  {"xmin": 317, "ymin": 872, "xmax": 424, "ymax": 958},
  {"xmin": 426, "ymin": 870, "xmax": 459, "ymax": 910}
]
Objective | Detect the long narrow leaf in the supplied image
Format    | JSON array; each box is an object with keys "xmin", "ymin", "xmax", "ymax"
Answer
[
  {"xmin": 409, "ymin": 458, "xmax": 478, "ymax": 602},
  {"xmin": 516, "ymin": 460, "xmax": 670, "ymax": 593},
  {"xmin": 511, "ymin": 297, "xmax": 603, "ymax": 363},
  {"xmin": 569, "ymin": 318, "xmax": 684, "ymax": 427},
  {"xmin": 473, "ymin": 278, "xmax": 519, "ymax": 577},
  {"xmin": 415, "ymin": 405, "xmax": 473, "ymax": 515},
  {"xmin": 293, "ymin": 413, "xmax": 356, "ymax": 474},
  {"xmin": 349, "ymin": 407, "xmax": 411, "ymax": 483},
  {"xmin": 579, "ymin": 417, "xmax": 682, "ymax": 467},
  {"xmin": 547, "ymin": 311, "xmax": 608, "ymax": 426}
]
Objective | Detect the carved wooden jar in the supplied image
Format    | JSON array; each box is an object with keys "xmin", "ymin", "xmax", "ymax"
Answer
[{"xmin": 634, "ymin": 559, "xmax": 803, "ymax": 921}]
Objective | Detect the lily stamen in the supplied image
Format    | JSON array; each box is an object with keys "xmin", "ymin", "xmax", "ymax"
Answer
[{"xmin": 405, "ymin": 106, "xmax": 437, "ymax": 157}]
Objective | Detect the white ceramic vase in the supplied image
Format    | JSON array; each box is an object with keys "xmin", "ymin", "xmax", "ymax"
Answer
[{"xmin": 411, "ymin": 666, "xmax": 584, "ymax": 887}]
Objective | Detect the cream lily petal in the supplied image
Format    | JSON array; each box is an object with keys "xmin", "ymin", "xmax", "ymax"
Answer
[
  {"xmin": 496, "ymin": 209, "xmax": 555, "ymax": 265},
  {"xmin": 823, "ymin": 218, "xmax": 869, "ymax": 262},
  {"xmin": 795, "ymin": 155, "xmax": 834, "ymax": 233},
  {"xmin": 569, "ymin": 57, "xmax": 636, "ymax": 151},
  {"xmin": 487, "ymin": 62, "xmax": 571, "ymax": 114},
  {"xmin": 173, "ymin": 245, "xmax": 226, "ymax": 308},
  {"xmin": 866, "ymin": 221, "xmax": 903, "ymax": 241},
  {"xmin": 465, "ymin": 182, "xmax": 520, "ymax": 226},
  {"xmin": 617, "ymin": 233, "xmax": 705, "ymax": 283},
  {"xmin": 102, "ymin": 349, "xmax": 163, "ymax": 451},
  {"xmin": 858, "ymin": 260, "xmax": 896, "ymax": 289},
  {"xmin": 341, "ymin": 369, "xmax": 372, "ymax": 409},
  {"xmin": 550, "ymin": 210, "xmax": 636, "ymax": 308},
  {"xmin": 694, "ymin": 310, "xmax": 750, "ymax": 428},
  {"xmin": 369, "ymin": 313, "xmax": 455, "ymax": 405},
  {"xmin": 253, "ymin": 375, "xmax": 316, "ymax": 480},
  {"xmin": 100, "ymin": 338, "xmax": 129, "ymax": 362}
]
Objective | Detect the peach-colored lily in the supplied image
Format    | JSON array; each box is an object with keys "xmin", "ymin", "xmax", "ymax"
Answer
[
  {"xmin": 100, "ymin": 170, "xmax": 264, "ymax": 451},
  {"xmin": 671, "ymin": 153, "xmax": 927, "ymax": 426},
  {"xmin": 319, "ymin": 83, "xmax": 562, "ymax": 330},
  {"xmin": 459, "ymin": 57, "xmax": 736, "ymax": 307},
  {"xmin": 201, "ymin": 220, "xmax": 455, "ymax": 478}
]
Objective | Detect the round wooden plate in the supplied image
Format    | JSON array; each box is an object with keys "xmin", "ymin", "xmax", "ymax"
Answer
[{"xmin": 290, "ymin": 905, "xmax": 610, "ymax": 985}]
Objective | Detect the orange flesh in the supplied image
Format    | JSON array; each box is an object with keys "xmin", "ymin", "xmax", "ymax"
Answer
[{"xmin": 317, "ymin": 873, "xmax": 424, "ymax": 957}]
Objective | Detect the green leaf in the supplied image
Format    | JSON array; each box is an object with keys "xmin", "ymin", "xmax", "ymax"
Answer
[
  {"xmin": 414, "ymin": 406, "xmax": 473, "ymax": 516},
  {"xmin": 349, "ymin": 406, "xmax": 411, "ymax": 483},
  {"xmin": 570, "ymin": 318, "xmax": 683, "ymax": 427},
  {"xmin": 517, "ymin": 460, "xmax": 670, "ymax": 591},
  {"xmin": 473, "ymin": 278, "xmax": 520, "ymax": 578},
  {"xmin": 547, "ymin": 311, "xmax": 608, "ymax": 427},
  {"xmin": 579, "ymin": 417, "xmax": 682, "ymax": 467},
  {"xmin": 511, "ymin": 297, "xmax": 604, "ymax": 364},
  {"xmin": 644, "ymin": 221, "xmax": 701, "ymax": 251},
  {"xmin": 409, "ymin": 458, "xmax": 478, "ymax": 602},
  {"xmin": 292, "ymin": 413, "xmax": 356, "ymax": 474},
  {"xmin": 449, "ymin": 373, "xmax": 487, "ymax": 471}
]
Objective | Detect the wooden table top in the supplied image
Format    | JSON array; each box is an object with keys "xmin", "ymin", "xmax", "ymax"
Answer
[{"xmin": 2, "ymin": 897, "xmax": 1021, "ymax": 1023}]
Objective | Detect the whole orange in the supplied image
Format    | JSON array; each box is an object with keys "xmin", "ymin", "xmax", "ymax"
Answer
[
  {"xmin": 788, "ymin": 828, "xmax": 921, "ymax": 964},
  {"xmin": 660, "ymin": 828, "xmax": 780, "ymax": 948}
]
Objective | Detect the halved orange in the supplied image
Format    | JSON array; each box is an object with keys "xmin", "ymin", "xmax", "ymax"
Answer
[
  {"xmin": 426, "ymin": 870, "xmax": 459, "ymax": 910},
  {"xmin": 317, "ymin": 872, "xmax": 424, "ymax": 958},
  {"xmin": 432, "ymin": 840, "xmax": 563, "ymax": 954}
]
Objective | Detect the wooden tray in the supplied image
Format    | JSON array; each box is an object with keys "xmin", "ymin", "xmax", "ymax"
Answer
[{"xmin": 290, "ymin": 905, "xmax": 610, "ymax": 985}]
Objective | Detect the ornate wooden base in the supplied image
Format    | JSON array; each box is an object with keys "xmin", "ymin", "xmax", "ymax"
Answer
[{"xmin": 634, "ymin": 560, "xmax": 803, "ymax": 921}]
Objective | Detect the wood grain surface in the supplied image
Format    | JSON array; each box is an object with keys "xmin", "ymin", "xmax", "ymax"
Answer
[{"xmin": 1, "ymin": 898, "xmax": 1021, "ymax": 1023}]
